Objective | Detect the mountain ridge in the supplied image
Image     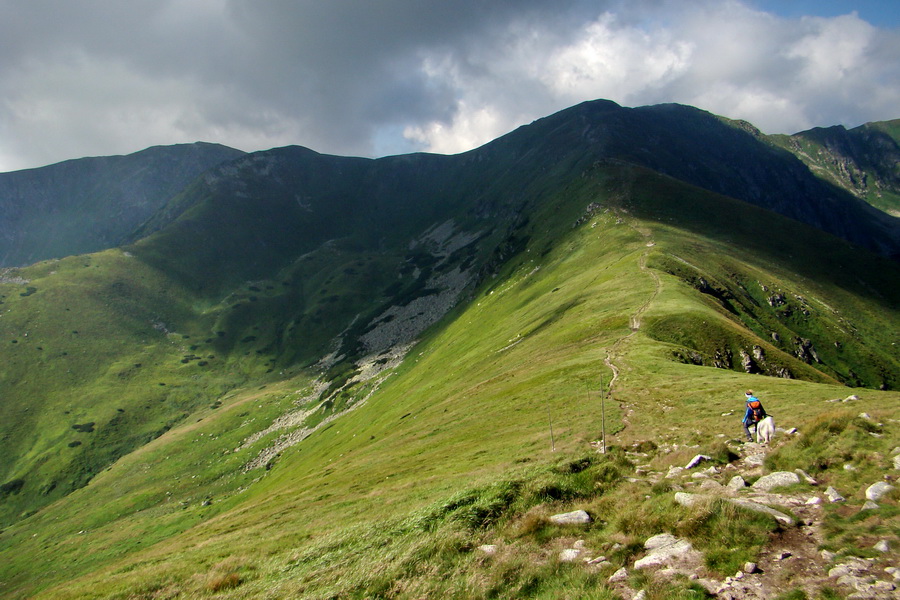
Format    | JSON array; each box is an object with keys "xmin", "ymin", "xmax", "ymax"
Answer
[
  {"xmin": 0, "ymin": 100, "xmax": 897, "ymax": 599},
  {"xmin": 0, "ymin": 142, "xmax": 245, "ymax": 267}
]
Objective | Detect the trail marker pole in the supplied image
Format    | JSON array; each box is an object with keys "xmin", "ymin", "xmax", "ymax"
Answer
[
  {"xmin": 600, "ymin": 374, "xmax": 607, "ymax": 454},
  {"xmin": 548, "ymin": 408, "xmax": 555, "ymax": 452}
]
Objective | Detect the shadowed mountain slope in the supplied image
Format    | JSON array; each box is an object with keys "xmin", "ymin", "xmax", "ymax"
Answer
[{"xmin": 0, "ymin": 142, "xmax": 245, "ymax": 267}]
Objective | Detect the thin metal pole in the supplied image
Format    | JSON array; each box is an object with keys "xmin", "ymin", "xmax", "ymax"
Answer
[
  {"xmin": 548, "ymin": 408, "xmax": 555, "ymax": 452},
  {"xmin": 600, "ymin": 374, "xmax": 607, "ymax": 454}
]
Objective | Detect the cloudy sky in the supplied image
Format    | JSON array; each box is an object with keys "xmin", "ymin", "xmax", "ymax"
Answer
[{"xmin": 1, "ymin": 0, "xmax": 898, "ymax": 172}]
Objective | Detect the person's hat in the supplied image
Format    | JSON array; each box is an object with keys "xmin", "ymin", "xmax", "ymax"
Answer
[{"xmin": 745, "ymin": 390, "xmax": 753, "ymax": 396}]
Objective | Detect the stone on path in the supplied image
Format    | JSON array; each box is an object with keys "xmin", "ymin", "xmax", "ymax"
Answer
[
  {"xmin": 731, "ymin": 498, "xmax": 795, "ymax": 526},
  {"xmin": 675, "ymin": 491, "xmax": 795, "ymax": 525},
  {"xmin": 549, "ymin": 509, "xmax": 592, "ymax": 525},
  {"xmin": 807, "ymin": 496, "xmax": 823, "ymax": 505},
  {"xmin": 874, "ymin": 540, "xmax": 890, "ymax": 553},
  {"xmin": 752, "ymin": 471, "xmax": 801, "ymax": 492},
  {"xmin": 865, "ymin": 481, "xmax": 895, "ymax": 502},
  {"xmin": 861, "ymin": 500, "xmax": 879, "ymax": 511},
  {"xmin": 607, "ymin": 567, "xmax": 628, "ymax": 583},
  {"xmin": 825, "ymin": 486, "xmax": 845, "ymax": 503}
]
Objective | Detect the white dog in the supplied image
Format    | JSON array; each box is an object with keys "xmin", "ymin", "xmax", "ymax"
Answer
[{"xmin": 756, "ymin": 416, "xmax": 776, "ymax": 445}]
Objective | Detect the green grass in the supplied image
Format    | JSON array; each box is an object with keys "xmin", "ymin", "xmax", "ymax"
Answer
[{"xmin": 0, "ymin": 162, "xmax": 898, "ymax": 598}]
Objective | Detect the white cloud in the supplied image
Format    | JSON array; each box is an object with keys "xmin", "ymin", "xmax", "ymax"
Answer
[
  {"xmin": 0, "ymin": 1, "xmax": 898, "ymax": 171},
  {"xmin": 403, "ymin": 1, "xmax": 900, "ymax": 153}
]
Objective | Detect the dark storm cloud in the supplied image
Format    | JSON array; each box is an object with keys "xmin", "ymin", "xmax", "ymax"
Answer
[{"xmin": 0, "ymin": 0, "xmax": 897, "ymax": 171}]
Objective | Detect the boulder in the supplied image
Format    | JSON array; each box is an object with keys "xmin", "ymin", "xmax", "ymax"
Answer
[
  {"xmin": 752, "ymin": 471, "xmax": 800, "ymax": 491},
  {"xmin": 549, "ymin": 509, "xmax": 592, "ymax": 525},
  {"xmin": 674, "ymin": 492, "xmax": 700, "ymax": 507},
  {"xmin": 865, "ymin": 481, "xmax": 894, "ymax": 502},
  {"xmin": 861, "ymin": 500, "xmax": 879, "ymax": 511},
  {"xmin": 634, "ymin": 533, "xmax": 696, "ymax": 569},
  {"xmin": 607, "ymin": 567, "xmax": 628, "ymax": 583},
  {"xmin": 727, "ymin": 475, "xmax": 747, "ymax": 491}
]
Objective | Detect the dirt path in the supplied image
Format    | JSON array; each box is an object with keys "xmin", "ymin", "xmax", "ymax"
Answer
[{"xmin": 602, "ymin": 228, "xmax": 660, "ymax": 427}]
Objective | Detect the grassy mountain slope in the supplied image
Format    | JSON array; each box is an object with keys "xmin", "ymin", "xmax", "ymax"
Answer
[
  {"xmin": 0, "ymin": 156, "xmax": 898, "ymax": 598},
  {"xmin": 0, "ymin": 142, "xmax": 245, "ymax": 267},
  {"xmin": 770, "ymin": 120, "xmax": 900, "ymax": 217}
]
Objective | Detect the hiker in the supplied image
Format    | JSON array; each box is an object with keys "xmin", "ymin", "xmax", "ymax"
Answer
[{"xmin": 741, "ymin": 390, "xmax": 767, "ymax": 442}]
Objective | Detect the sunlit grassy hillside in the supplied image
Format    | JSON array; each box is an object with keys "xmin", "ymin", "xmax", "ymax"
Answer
[{"xmin": 1, "ymin": 163, "xmax": 897, "ymax": 599}]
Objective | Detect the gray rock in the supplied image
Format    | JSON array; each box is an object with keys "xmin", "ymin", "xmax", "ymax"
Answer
[
  {"xmin": 549, "ymin": 509, "xmax": 592, "ymax": 525},
  {"xmin": 731, "ymin": 499, "xmax": 795, "ymax": 525},
  {"xmin": 844, "ymin": 463, "xmax": 857, "ymax": 471},
  {"xmin": 874, "ymin": 540, "xmax": 890, "ymax": 553},
  {"xmin": 634, "ymin": 533, "xmax": 696, "ymax": 569},
  {"xmin": 861, "ymin": 500, "xmax": 879, "ymax": 511},
  {"xmin": 478, "ymin": 544, "xmax": 497, "ymax": 555},
  {"xmin": 752, "ymin": 471, "xmax": 801, "ymax": 491},
  {"xmin": 744, "ymin": 561, "xmax": 759, "ymax": 574},
  {"xmin": 795, "ymin": 469, "xmax": 818, "ymax": 485},
  {"xmin": 666, "ymin": 466, "xmax": 685, "ymax": 478},
  {"xmin": 807, "ymin": 496, "xmax": 823, "ymax": 505},
  {"xmin": 865, "ymin": 481, "xmax": 895, "ymax": 502},
  {"xmin": 893, "ymin": 454, "xmax": 900, "ymax": 470},
  {"xmin": 728, "ymin": 476, "xmax": 747, "ymax": 491},
  {"xmin": 607, "ymin": 567, "xmax": 628, "ymax": 583},
  {"xmin": 686, "ymin": 454, "xmax": 712, "ymax": 469},
  {"xmin": 560, "ymin": 548, "xmax": 582, "ymax": 562},
  {"xmin": 846, "ymin": 395, "xmax": 860, "ymax": 401},
  {"xmin": 634, "ymin": 591, "xmax": 647, "ymax": 600},
  {"xmin": 699, "ymin": 479, "xmax": 723, "ymax": 490},
  {"xmin": 674, "ymin": 492, "xmax": 700, "ymax": 507},
  {"xmin": 825, "ymin": 486, "xmax": 845, "ymax": 502}
]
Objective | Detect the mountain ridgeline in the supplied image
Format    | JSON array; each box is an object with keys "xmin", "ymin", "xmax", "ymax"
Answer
[
  {"xmin": 0, "ymin": 100, "xmax": 898, "ymax": 599},
  {"xmin": 0, "ymin": 142, "xmax": 245, "ymax": 267}
]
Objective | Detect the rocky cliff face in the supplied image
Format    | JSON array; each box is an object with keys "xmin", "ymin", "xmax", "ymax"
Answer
[
  {"xmin": 772, "ymin": 120, "xmax": 900, "ymax": 218},
  {"xmin": 0, "ymin": 142, "xmax": 244, "ymax": 266}
]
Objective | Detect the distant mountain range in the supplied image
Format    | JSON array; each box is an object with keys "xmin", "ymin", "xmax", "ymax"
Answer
[
  {"xmin": 0, "ymin": 100, "xmax": 897, "ymax": 599},
  {"xmin": 0, "ymin": 142, "xmax": 244, "ymax": 266}
]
